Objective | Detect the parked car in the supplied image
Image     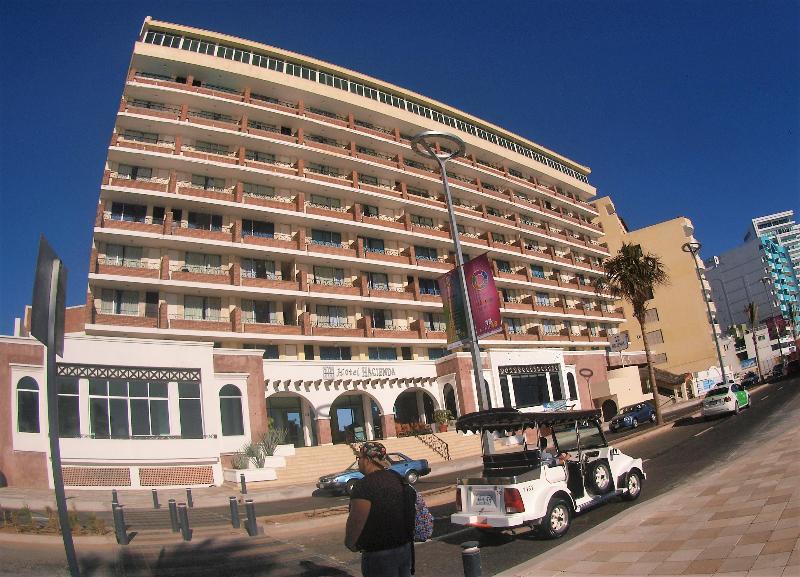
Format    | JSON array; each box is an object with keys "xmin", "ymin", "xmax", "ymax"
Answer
[
  {"xmin": 786, "ymin": 359, "xmax": 799, "ymax": 377},
  {"xmin": 740, "ymin": 372, "xmax": 760, "ymax": 389},
  {"xmin": 317, "ymin": 452, "xmax": 431, "ymax": 494},
  {"xmin": 609, "ymin": 402, "xmax": 656, "ymax": 432},
  {"xmin": 451, "ymin": 408, "xmax": 644, "ymax": 540},
  {"xmin": 701, "ymin": 383, "xmax": 751, "ymax": 419},
  {"xmin": 771, "ymin": 363, "xmax": 785, "ymax": 380}
]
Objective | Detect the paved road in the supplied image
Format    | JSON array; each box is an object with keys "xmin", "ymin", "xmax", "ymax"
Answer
[{"xmin": 1, "ymin": 377, "xmax": 794, "ymax": 576}]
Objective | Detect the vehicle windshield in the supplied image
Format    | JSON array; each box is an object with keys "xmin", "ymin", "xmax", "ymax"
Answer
[
  {"xmin": 620, "ymin": 405, "xmax": 641, "ymax": 414},
  {"xmin": 552, "ymin": 420, "xmax": 607, "ymax": 452},
  {"xmin": 706, "ymin": 386, "xmax": 729, "ymax": 397}
]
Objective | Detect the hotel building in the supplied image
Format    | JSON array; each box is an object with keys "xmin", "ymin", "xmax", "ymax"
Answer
[{"xmin": 0, "ymin": 18, "xmax": 626, "ymax": 490}]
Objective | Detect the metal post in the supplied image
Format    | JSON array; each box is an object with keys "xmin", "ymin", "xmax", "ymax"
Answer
[
  {"xmin": 240, "ymin": 473, "xmax": 247, "ymax": 495},
  {"xmin": 112, "ymin": 504, "xmax": 129, "ymax": 545},
  {"xmin": 177, "ymin": 503, "xmax": 192, "ymax": 541},
  {"xmin": 245, "ymin": 499, "xmax": 258, "ymax": 536},
  {"xmin": 461, "ymin": 541, "xmax": 483, "ymax": 577},
  {"xmin": 168, "ymin": 499, "xmax": 180, "ymax": 533},
  {"xmin": 761, "ymin": 277, "xmax": 786, "ymax": 365},
  {"xmin": 683, "ymin": 243, "xmax": 728, "ymax": 384},
  {"xmin": 111, "ymin": 489, "xmax": 118, "ymax": 506},
  {"xmin": 229, "ymin": 496, "xmax": 241, "ymax": 528},
  {"xmin": 151, "ymin": 488, "xmax": 160, "ymax": 509},
  {"xmin": 186, "ymin": 488, "xmax": 194, "ymax": 508},
  {"xmin": 411, "ymin": 132, "xmax": 490, "ymax": 405}
]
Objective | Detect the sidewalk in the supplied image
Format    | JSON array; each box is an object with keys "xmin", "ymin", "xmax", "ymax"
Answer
[{"xmin": 496, "ymin": 406, "xmax": 800, "ymax": 576}]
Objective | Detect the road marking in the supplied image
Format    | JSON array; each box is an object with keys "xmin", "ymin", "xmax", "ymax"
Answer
[
  {"xmin": 778, "ymin": 387, "xmax": 783, "ymax": 391},
  {"xmin": 761, "ymin": 395, "xmax": 769, "ymax": 400},
  {"xmin": 694, "ymin": 426, "xmax": 713, "ymax": 437},
  {"xmin": 427, "ymin": 526, "xmax": 474, "ymax": 542}
]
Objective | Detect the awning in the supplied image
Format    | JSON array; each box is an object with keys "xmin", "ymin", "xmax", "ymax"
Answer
[{"xmin": 456, "ymin": 408, "xmax": 602, "ymax": 434}]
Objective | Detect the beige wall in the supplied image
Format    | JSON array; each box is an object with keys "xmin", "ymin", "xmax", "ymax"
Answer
[{"xmin": 593, "ymin": 197, "xmax": 719, "ymax": 376}]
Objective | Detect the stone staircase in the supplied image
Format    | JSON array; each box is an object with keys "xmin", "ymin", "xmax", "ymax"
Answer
[{"xmin": 264, "ymin": 430, "xmax": 485, "ymax": 487}]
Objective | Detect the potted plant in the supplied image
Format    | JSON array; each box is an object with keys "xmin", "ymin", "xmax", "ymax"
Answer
[
  {"xmin": 222, "ymin": 428, "xmax": 289, "ymax": 483},
  {"xmin": 433, "ymin": 409, "xmax": 453, "ymax": 433}
]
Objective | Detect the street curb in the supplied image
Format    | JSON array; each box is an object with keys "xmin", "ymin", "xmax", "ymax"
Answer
[{"xmin": 0, "ymin": 531, "xmax": 115, "ymax": 545}]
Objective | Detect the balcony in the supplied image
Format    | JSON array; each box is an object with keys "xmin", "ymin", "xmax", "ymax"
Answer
[
  {"xmin": 240, "ymin": 271, "xmax": 300, "ymax": 291},
  {"xmin": 305, "ymin": 201, "xmax": 354, "ymax": 221},
  {"xmin": 178, "ymin": 184, "xmax": 235, "ymax": 202},
  {"xmin": 372, "ymin": 322, "xmax": 417, "ymax": 340},
  {"xmin": 102, "ymin": 214, "xmax": 163, "ymax": 235},
  {"xmin": 115, "ymin": 135, "xmax": 175, "ymax": 154},
  {"xmin": 242, "ymin": 231, "xmax": 297, "ymax": 250},
  {"xmin": 172, "ymin": 223, "xmax": 233, "ymax": 243},
  {"xmin": 170, "ymin": 264, "xmax": 233, "ymax": 285},
  {"xmin": 180, "ymin": 144, "xmax": 239, "ymax": 165},
  {"xmin": 243, "ymin": 192, "xmax": 296, "ymax": 211},
  {"xmin": 309, "ymin": 278, "xmax": 360, "ymax": 296},
  {"xmin": 108, "ymin": 174, "xmax": 169, "ymax": 193},
  {"xmin": 242, "ymin": 320, "xmax": 302, "ymax": 335},
  {"xmin": 93, "ymin": 311, "xmax": 158, "ymax": 329},
  {"xmin": 366, "ymin": 284, "xmax": 414, "ymax": 300},
  {"xmin": 96, "ymin": 257, "xmax": 160, "ymax": 279},
  {"xmin": 533, "ymin": 300, "xmax": 565, "ymax": 314},
  {"xmin": 311, "ymin": 321, "xmax": 364, "ymax": 338},
  {"xmin": 502, "ymin": 297, "xmax": 532, "ymax": 311},
  {"xmin": 306, "ymin": 239, "xmax": 357, "ymax": 258},
  {"xmin": 169, "ymin": 313, "xmax": 232, "ymax": 332}
]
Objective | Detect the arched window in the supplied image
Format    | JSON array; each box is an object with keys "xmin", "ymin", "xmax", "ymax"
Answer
[
  {"xmin": 567, "ymin": 373, "xmax": 578, "ymax": 400},
  {"xmin": 17, "ymin": 377, "xmax": 40, "ymax": 433},
  {"xmin": 219, "ymin": 384, "xmax": 244, "ymax": 436}
]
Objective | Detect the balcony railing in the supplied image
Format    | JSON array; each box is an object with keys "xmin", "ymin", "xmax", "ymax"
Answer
[
  {"xmin": 313, "ymin": 321, "xmax": 353, "ymax": 329},
  {"xmin": 97, "ymin": 257, "xmax": 159, "ymax": 270},
  {"xmin": 241, "ymin": 270, "xmax": 282, "ymax": 280},
  {"xmin": 171, "ymin": 264, "xmax": 229, "ymax": 276}
]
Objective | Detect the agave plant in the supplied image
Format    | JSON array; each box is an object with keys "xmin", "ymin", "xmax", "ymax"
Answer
[
  {"xmin": 259, "ymin": 428, "xmax": 288, "ymax": 457},
  {"xmin": 230, "ymin": 451, "xmax": 250, "ymax": 470},
  {"xmin": 242, "ymin": 440, "xmax": 267, "ymax": 468}
]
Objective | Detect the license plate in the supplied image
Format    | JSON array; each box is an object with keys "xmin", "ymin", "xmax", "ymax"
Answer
[{"xmin": 474, "ymin": 492, "xmax": 495, "ymax": 507}]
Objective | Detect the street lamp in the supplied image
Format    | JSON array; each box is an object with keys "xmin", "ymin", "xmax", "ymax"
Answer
[
  {"xmin": 410, "ymin": 131, "xmax": 491, "ymax": 412},
  {"xmin": 682, "ymin": 242, "xmax": 728, "ymax": 384},
  {"xmin": 760, "ymin": 277, "xmax": 786, "ymax": 363}
]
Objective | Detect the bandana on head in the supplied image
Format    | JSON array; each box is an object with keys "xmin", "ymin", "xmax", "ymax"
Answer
[{"xmin": 359, "ymin": 441, "xmax": 387, "ymax": 462}]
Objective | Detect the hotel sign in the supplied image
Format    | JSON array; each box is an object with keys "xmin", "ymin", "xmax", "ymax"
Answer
[
  {"xmin": 322, "ymin": 366, "xmax": 398, "ymax": 380},
  {"xmin": 498, "ymin": 364, "xmax": 560, "ymax": 376}
]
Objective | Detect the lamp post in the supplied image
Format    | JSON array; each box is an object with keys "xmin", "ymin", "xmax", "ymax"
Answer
[
  {"xmin": 760, "ymin": 277, "xmax": 786, "ymax": 364},
  {"xmin": 682, "ymin": 242, "xmax": 728, "ymax": 384},
  {"xmin": 410, "ymin": 131, "xmax": 491, "ymax": 413}
]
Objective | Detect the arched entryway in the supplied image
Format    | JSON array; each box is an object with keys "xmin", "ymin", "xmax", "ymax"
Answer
[
  {"xmin": 394, "ymin": 389, "xmax": 437, "ymax": 426},
  {"xmin": 330, "ymin": 392, "xmax": 384, "ymax": 445},
  {"xmin": 601, "ymin": 399, "xmax": 618, "ymax": 422},
  {"xmin": 443, "ymin": 384, "xmax": 458, "ymax": 418},
  {"xmin": 266, "ymin": 393, "xmax": 316, "ymax": 447}
]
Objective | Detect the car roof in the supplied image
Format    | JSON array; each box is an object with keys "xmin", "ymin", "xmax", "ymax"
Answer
[{"xmin": 456, "ymin": 407, "xmax": 602, "ymax": 433}]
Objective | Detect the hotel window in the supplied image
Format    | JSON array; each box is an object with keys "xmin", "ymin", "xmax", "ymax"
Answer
[
  {"xmin": 57, "ymin": 377, "xmax": 80, "ymax": 438},
  {"xmin": 368, "ymin": 347, "xmax": 397, "ymax": 361},
  {"xmin": 362, "ymin": 237, "xmax": 385, "ymax": 253},
  {"xmin": 320, "ymin": 346, "xmax": 351, "ymax": 360},
  {"xmin": 116, "ymin": 164, "xmax": 153, "ymax": 181},
  {"xmin": 191, "ymin": 174, "xmax": 226, "ymax": 191},
  {"xmin": 244, "ymin": 149, "xmax": 275, "ymax": 164},
  {"xmin": 243, "ymin": 300, "xmax": 276, "ymax": 324},
  {"xmin": 110, "ymin": 202, "xmax": 147, "ymax": 222},
  {"xmin": 369, "ymin": 309, "xmax": 390, "ymax": 329},
  {"xmin": 183, "ymin": 296, "xmax": 221, "ymax": 321},
  {"xmin": 316, "ymin": 305, "xmax": 347, "ymax": 327},
  {"xmin": 88, "ymin": 379, "xmax": 169, "ymax": 438},
  {"xmin": 187, "ymin": 211, "xmax": 222, "ymax": 231},
  {"xmin": 406, "ymin": 185, "xmax": 430, "ymax": 198},
  {"xmin": 587, "ymin": 322, "xmax": 598, "ymax": 336},
  {"xmin": 531, "ymin": 265, "xmax": 545, "ymax": 279},
  {"xmin": 152, "ymin": 206, "xmax": 165, "ymax": 225},
  {"xmin": 423, "ymin": 312, "xmax": 446, "ymax": 332},
  {"xmin": 306, "ymin": 162, "xmax": 341, "ymax": 177},
  {"xmin": 16, "ymin": 377, "xmax": 39, "ymax": 433},
  {"xmin": 411, "ymin": 214, "xmax": 434, "ymax": 228},
  {"xmin": 535, "ymin": 292, "xmax": 551, "ymax": 306},
  {"xmin": 367, "ymin": 272, "xmax": 389, "ymax": 291},
  {"xmin": 311, "ymin": 229, "xmax": 342, "ymax": 247},
  {"xmin": 359, "ymin": 174, "xmax": 379, "ymax": 186},
  {"xmin": 419, "ymin": 278, "xmax": 440, "ymax": 295},
  {"xmin": 242, "ymin": 219, "xmax": 274, "ymax": 238},
  {"xmin": 217, "ymin": 44, "xmax": 250, "ymax": 63},
  {"xmin": 495, "ymin": 260, "xmax": 511, "ymax": 273},
  {"xmin": 492, "ymin": 233, "xmax": 506, "ymax": 243},
  {"xmin": 184, "ymin": 252, "xmax": 222, "ymax": 273},
  {"xmin": 542, "ymin": 320, "xmax": 557, "ymax": 335},
  {"xmin": 144, "ymin": 30, "xmax": 182, "ymax": 48},
  {"xmin": 505, "ymin": 317, "xmax": 524, "ymax": 334},
  {"xmin": 414, "ymin": 246, "xmax": 438, "ymax": 261},
  {"xmin": 428, "ymin": 348, "xmax": 447, "ymax": 360},
  {"xmin": 362, "ymin": 204, "xmax": 379, "ymax": 217},
  {"xmin": 313, "ymin": 266, "xmax": 345, "ymax": 286},
  {"xmin": 219, "ymin": 385, "xmax": 244, "ymax": 436},
  {"xmin": 285, "ymin": 62, "xmax": 316, "ymax": 80},
  {"xmin": 241, "ymin": 258, "xmax": 276, "ymax": 280},
  {"xmin": 310, "ymin": 194, "xmax": 341, "ymax": 210},
  {"xmin": 123, "ymin": 130, "xmax": 159, "ymax": 144},
  {"xmin": 100, "ymin": 289, "xmax": 139, "ymax": 316},
  {"xmin": 243, "ymin": 182, "xmax": 275, "ymax": 198},
  {"xmin": 178, "ymin": 382, "xmax": 203, "ymax": 439},
  {"xmin": 194, "ymin": 141, "xmax": 229, "ymax": 155},
  {"xmin": 105, "ymin": 244, "xmax": 143, "ymax": 267},
  {"xmin": 251, "ymin": 54, "xmax": 284, "ymax": 71}
]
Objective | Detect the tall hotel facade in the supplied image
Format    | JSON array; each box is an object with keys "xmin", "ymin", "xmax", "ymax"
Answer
[{"xmin": 0, "ymin": 19, "xmax": 625, "ymax": 489}]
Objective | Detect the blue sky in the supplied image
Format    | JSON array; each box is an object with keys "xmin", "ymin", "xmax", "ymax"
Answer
[{"xmin": 0, "ymin": 0, "xmax": 798, "ymax": 333}]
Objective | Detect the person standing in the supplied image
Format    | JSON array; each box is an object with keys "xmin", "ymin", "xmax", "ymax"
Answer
[{"xmin": 345, "ymin": 442, "xmax": 414, "ymax": 577}]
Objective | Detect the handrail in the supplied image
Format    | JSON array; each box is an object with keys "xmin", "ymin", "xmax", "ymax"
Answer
[{"xmin": 414, "ymin": 430, "xmax": 451, "ymax": 461}]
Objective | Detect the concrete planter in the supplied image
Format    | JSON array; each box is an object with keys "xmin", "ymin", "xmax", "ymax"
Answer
[
  {"xmin": 223, "ymin": 467, "xmax": 278, "ymax": 483},
  {"xmin": 262, "ymin": 455, "xmax": 286, "ymax": 468},
  {"xmin": 273, "ymin": 444, "xmax": 296, "ymax": 457}
]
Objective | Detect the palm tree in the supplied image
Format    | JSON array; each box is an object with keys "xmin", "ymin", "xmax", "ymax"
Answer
[
  {"xmin": 600, "ymin": 243, "xmax": 669, "ymax": 425},
  {"xmin": 746, "ymin": 302, "xmax": 763, "ymax": 381}
]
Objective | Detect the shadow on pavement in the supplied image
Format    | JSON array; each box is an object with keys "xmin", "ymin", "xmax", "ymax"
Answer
[{"xmin": 78, "ymin": 536, "xmax": 356, "ymax": 577}]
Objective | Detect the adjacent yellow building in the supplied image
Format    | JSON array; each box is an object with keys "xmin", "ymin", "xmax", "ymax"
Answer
[{"xmin": 592, "ymin": 197, "xmax": 720, "ymax": 378}]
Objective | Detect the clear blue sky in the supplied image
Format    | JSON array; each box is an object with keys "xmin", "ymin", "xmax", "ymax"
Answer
[{"xmin": 1, "ymin": 0, "xmax": 798, "ymax": 333}]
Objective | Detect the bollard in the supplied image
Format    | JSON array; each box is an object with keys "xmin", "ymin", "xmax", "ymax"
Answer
[
  {"xmin": 229, "ymin": 496, "xmax": 241, "ymax": 529},
  {"xmin": 112, "ymin": 504, "xmax": 129, "ymax": 545},
  {"xmin": 168, "ymin": 499, "xmax": 180, "ymax": 533},
  {"xmin": 461, "ymin": 541, "xmax": 483, "ymax": 577},
  {"xmin": 152, "ymin": 488, "xmax": 160, "ymax": 509},
  {"xmin": 111, "ymin": 489, "xmax": 119, "ymax": 506},
  {"xmin": 177, "ymin": 503, "xmax": 192, "ymax": 541},
  {"xmin": 240, "ymin": 473, "xmax": 247, "ymax": 495},
  {"xmin": 186, "ymin": 488, "xmax": 194, "ymax": 508},
  {"xmin": 245, "ymin": 499, "xmax": 257, "ymax": 536}
]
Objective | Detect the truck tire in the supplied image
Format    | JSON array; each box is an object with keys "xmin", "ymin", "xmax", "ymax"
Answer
[
  {"xmin": 539, "ymin": 497, "xmax": 571, "ymax": 539},
  {"xmin": 621, "ymin": 470, "xmax": 643, "ymax": 501},
  {"xmin": 586, "ymin": 460, "xmax": 613, "ymax": 495}
]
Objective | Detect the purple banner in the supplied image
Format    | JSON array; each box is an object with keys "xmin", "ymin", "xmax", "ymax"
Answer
[{"xmin": 464, "ymin": 254, "xmax": 502, "ymax": 339}]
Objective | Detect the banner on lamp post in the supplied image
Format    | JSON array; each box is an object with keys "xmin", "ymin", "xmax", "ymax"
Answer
[{"xmin": 438, "ymin": 253, "xmax": 502, "ymax": 350}]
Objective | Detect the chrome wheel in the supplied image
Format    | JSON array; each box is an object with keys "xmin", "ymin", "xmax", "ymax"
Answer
[
  {"xmin": 550, "ymin": 503, "xmax": 568, "ymax": 533},
  {"xmin": 622, "ymin": 470, "xmax": 643, "ymax": 501},
  {"xmin": 632, "ymin": 418, "xmax": 639, "ymax": 429}
]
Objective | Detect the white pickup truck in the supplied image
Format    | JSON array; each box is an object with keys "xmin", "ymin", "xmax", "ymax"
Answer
[{"xmin": 450, "ymin": 408, "xmax": 645, "ymax": 539}]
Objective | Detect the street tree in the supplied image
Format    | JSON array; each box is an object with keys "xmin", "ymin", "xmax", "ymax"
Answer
[{"xmin": 600, "ymin": 243, "xmax": 669, "ymax": 425}]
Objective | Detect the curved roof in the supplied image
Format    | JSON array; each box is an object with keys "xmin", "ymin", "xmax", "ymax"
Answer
[{"xmin": 456, "ymin": 408, "xmax": 602, "ymax": 434}]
